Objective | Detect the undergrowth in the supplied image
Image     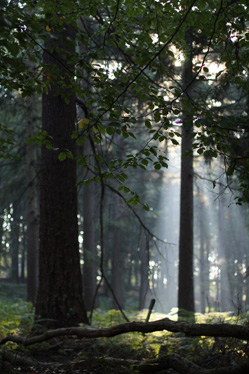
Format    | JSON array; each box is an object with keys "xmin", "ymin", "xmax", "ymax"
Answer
[{"xmin": 0, "ymin": 282, "xmax": 249, "ymax": 369}]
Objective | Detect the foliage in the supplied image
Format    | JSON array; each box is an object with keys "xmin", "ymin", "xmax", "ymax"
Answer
[
  {"xmin": 0, "ymin": 0, "xmax": 248, "ymax": 196},
  {"xmin": 0, "ymin": 300, "xmax": 33, "ymax": 339},
  {"xmin": 1, "ymin": 282, "xmax": 249, "ymax": 372},
  {"xmin": 0, "ymin": 0, "xmax": 248, "ymax": 210}
]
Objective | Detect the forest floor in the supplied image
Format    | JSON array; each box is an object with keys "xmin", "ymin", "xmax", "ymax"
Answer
[
  {"xmin": 3, "ymin": 337, "xmax": 140, "ymax": 373},
  {"xmin": 1, "ymin": 282, "xmax": 249, "ymax": 374},
  {"xmin": 3, "ymin": 333, "xmax": 249, "ymax": 374}
]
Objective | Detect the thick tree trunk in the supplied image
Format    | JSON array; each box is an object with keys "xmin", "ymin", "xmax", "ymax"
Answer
[
  {"xmin": 178, "ymin": 28, "xmax": 195, "ymax": 319},
  {"xmin": 25, "ymin": 96, "xmax": 39, "ymax": 303},
  {"xmin": 35, "ymin": 20, "xmax": 88, "ymax": 328}
]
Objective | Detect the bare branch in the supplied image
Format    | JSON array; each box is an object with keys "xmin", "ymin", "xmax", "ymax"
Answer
[{"xmin": 1, "ymin": 318, "xmax": 249, "ymax": 346}]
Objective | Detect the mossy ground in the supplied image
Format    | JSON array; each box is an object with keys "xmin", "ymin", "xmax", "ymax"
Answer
[{"xmin": 0, "ymin": 282, "xmax": 249, "ymax": 373}]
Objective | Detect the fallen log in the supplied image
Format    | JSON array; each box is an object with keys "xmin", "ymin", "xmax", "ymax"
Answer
[
  {"xmin": 135, "ymin": 353, "xmax": 249, "ymax": 374},
  {"xmin": 0, "ymin": 317, "xmax": 249, "ymax": 346}
]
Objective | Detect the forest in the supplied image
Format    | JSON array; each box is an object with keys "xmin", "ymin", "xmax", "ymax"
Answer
[{"xmin": 0, "ymin": 0, "xmax": 249, "ymax": 373}]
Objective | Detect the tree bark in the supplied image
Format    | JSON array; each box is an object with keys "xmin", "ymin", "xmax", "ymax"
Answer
[
  {"xmin": 111, "ymin": 194, "xmax": 124, "ymax": 309},
  {"xmin": 35, "ymin": 17, "xmax": 88, "ymax": 328},
  {"xmin": 11, "ymin": 204, "xmax": 20, "ymax": 283},
  {"xmin": 218, "ymin": 160, "xmax": 232, "ymax": 311},
  {"xmin": 25, "ymin": 96, "xmax": 39, "ymax": 303},
  {"xmin": 138, "ymin": 230, "xmax": 150, "ymax": 310},
  {"xmin": 178, "ymin": 28, "xmax": 195, "ymax": 319},
  {"xmin": 83, "ymin": 140, "xmax": 97, "ymax": 311}
]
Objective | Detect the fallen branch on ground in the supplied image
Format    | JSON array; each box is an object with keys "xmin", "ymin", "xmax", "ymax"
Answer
[
  {"xmin": 135, "ymin": 353, "xmax": 249, "ymax": 374},
  {"xmin": 1, "ymin": 317, "xmax": 249, "ymax": 346}
]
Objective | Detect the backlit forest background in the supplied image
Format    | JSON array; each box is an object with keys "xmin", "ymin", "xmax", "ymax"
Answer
[{"xmin": 0, "ymin": 0, "xmax": 249, "ymax": 324}]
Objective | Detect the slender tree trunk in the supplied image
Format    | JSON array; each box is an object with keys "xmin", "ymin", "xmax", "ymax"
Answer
[
  {"xmin": 0, "ymin": 216, "xmax": 3, "ymax": 272},
  {"xmin": 111, "ymin": 195, "xmax": 124, "ymax": 309},
  {"xmin": 138, "ymin": 231, "xmax": 150, "ymax": 310},
  {"xmin": 199, "ymin": 197, "xmax": 207, "ymax": 314},
  {"xmin": 35, "ymin": 19, "xmax": 88, "ymax": 328},
  {"xmin": 178, "ymin": 28, "xmax": 195, "ymax": 319},
  {"xmin": 11, "ymin": 204, "xmax": 20, "ymax": 283},
  {"xmin": 218, "ymin": 161, "xmax": 232, "ymax": 311},
  {"xmin": 25, "ymin": 96, "xmax": 39, "ymax": 303},
  {"xmin": 83, "ymin": 141, "xmax": 97, "ymax": 311},
  {"xmin": 20, "ymin": 223, "xmax": 26, "ymax": 282}
]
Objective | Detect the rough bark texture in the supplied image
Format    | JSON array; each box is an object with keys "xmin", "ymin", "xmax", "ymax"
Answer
[
  {"xmin": 26, "ymin": 96, "xmax": 39, "ymax": 303},
  {"xmin": 178, "ymin": 28, "xmax": 195, "ymax": 318},
  {"xmin": 35, "ymin": 22, "xmax": 88, "ymax": 328}
]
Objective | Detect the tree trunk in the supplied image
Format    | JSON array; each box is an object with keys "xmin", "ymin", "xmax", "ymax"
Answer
[
  {"xmin": 178, "ymin": 28, "xmax": 195, "ymax": 319},
  {"xmin": 25, "ymin": 96, "xmax": 39, "ymax": 303},
  {"xmin": 138, "ymin": 230, "xmax": 150, "ymax": 310},
  {"xmin": 11, "ymin": 204, "xmax": 20, "ymax": 283},
  {"xmin": 35, "ymin": 19, "xmax": 88, "ymax": 328},
  {"xmin": 20, "ymin": 223, "xmax": 26, "ymax": 282},
  {"xmin": 0, "ymin": 216, "xmax": 4, "ymax": 274},
  {"xmin": 111, "ymin": 194, "xmax": 124, "ymax": 309},
  {"xmin": 83, "ymin": 140, "xmax": 97, "ymax": 311},
  {"xmin": 199, "ymin": 197, "xmax": 209, "ymax": 314},
  {"xmin": 218, "ymin": 161, "xmax": 232, "ymax": 311}
]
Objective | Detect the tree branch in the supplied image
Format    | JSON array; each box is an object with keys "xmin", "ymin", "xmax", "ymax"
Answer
[
  {"xmin": 1, "ymin": 318, "xmax": 249, "ymax": 346},
  {"xmin": 136, "ymin": 353, "xmax": 249, "ymax": 374}
]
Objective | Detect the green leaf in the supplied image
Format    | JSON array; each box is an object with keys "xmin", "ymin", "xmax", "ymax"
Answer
[
  {"xmin": 143, "ymin": 203, "xmax": 150, "ymax": 211},
  {"xmin": 171, "ymin": 138, "xmax": 179, "ymax": 145},
  {"xmin": 145, "ymin": 119, "xmax": 152, "ymax": 128},
  {"xmin": 58, "ymin": 152, "xmax": 67, "ymax": 161},
  {"xmin": 154, "ymin": 163, "xmax": 161, "ymax": 170},
  {"xmin": 66, "ymin": 151, "xmax": 73, "ymax": 159},
  {"xmin": 154, "ymin": 111, "xmax": 161, "ymax": 123},
  {"xmin": 123, "ymin": 187, "xmax": 130, "ymax": 193}
]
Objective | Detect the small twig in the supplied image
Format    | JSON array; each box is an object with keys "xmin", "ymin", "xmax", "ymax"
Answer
[{"xmin": 145, "ymin": 299, "xmax": 156, "ymax": 323}]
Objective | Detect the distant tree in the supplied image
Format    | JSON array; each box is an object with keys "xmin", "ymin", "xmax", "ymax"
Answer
[
  {"xmin": 11, "ymin": 203, "xmax": 21, "ymax": 283},
  {"xmin": 138, "ymin": 229, "xmax": 150, "ymax": 310},
  {"xmin": 111, "ymin": 193, "xmax": 124, "ymax": 309},
  {"xmin": 82, "ymin": 139, "xmax": 97, "ymax": 311}
]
